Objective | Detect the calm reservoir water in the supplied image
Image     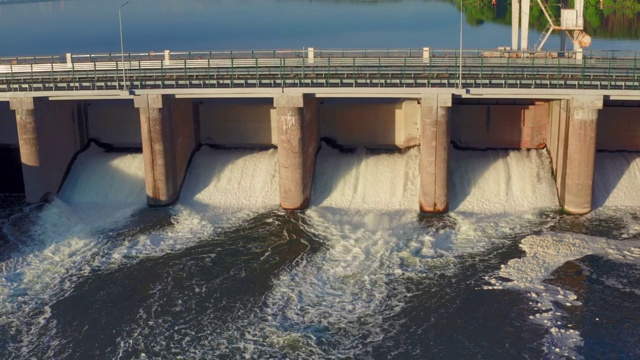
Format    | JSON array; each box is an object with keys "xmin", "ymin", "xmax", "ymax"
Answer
[
  {"xmin": 1, "ymin": 0, "xmax": 640, "ymax": 359},
  {"xmin": 1, "ymin": 0, "xmax": 640, "ymax": 56}
]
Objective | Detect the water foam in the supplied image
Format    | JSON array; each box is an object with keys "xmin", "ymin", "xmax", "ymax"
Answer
[
  {"xmin": 59, "ymin": 145, "xmax": 146, "ymax": 226},
  {"xmin": 486, "ymin": 233, "xmax": 640, "ymax": 359},
  {"xmin": 180, "ymin": 146, "xmax": 279, "ymax": 211},
  {"xmin": 450, "ymin": 148, "xmax": 559, "ymax": 214},
  {"xmin": 234, "ymin": 147, "xmax": 560, "ymax": 357},
  {"xmin": 311, "ymin": 146, "xmax": 419, "ymax": 210},
  {"xmin": 105, "ymin": 147, "xmax": 280, "ymax": 262},
  {"xmin": 0, "ymin": 145, "xmax": 146, "ymax": 357}
]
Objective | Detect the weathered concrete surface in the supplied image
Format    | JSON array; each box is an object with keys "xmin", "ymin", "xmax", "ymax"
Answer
[
  {"xmin": 319, "ymin": 99, "xmax": 419, "ymax": 149},
  {"xmin": 596, "ymin": 107, "xmax": 640, "ymax": 150},
  {"xmin": 9, "ymin": 97, "xmax": 85, "ymax": 203},
  {"xmin": 420, "ymin": 94, "xmax": 452, "ymax": 213},
  {"xmin": 87, "ymin": 100, "xmax": 141, "ymax": 147},
  {"xmin": 135, "ymin": 95, "xmax": 197, "ymax": 206},
  {"xmin": 547, "ymin": 100, "xmax": 569, "ymax": 198},
  {"xmin": 550, "ymin": 96, "xmax": 602, "ymax": 215},
  {"xmin": 275, "ymin": 94, "xmax": 319, "ymax": 210},
  {"xmin": 199, "ymin": 99, "xmax": 276, "ymax": 146},
  {"xmin": 452, "ymin": 103, "xmax": 548, "ymax": 149}
]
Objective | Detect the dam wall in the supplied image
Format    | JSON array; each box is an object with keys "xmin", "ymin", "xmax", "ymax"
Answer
[
  {"xmin": 200, "ymin": 99, "xmax": 276, "ymax": 147},
  {"xmin": 596, "ymin": 106, "xmax": 640, "ymax": 151},
  {"xmin": 319, "ymin": 99, "xmax": 420, "ymax": 149},
  {"xmin": 197, "ymin": 98, "xmax": 421, "ymax": 150},
  {"xmin": 451, "ymin": 102, "xmax": 548, "ymax": 149},
  {"xmin": 87, "ymin": 100, "xmax": 141, "ymax": 147},
  {"xmin": 0, "ymin": 101, "xmax": 18, "ymax": 146},
  {"xmin": 9, "ymin": 98, "xmax": 86, "ymax": 202},
  {"xmin": 0, "ymin": 101, "xmax": 22, "ymax": 193},
  {"xmin": 2, "ymin": 89, "xmax": 638, "ymax": 215}
]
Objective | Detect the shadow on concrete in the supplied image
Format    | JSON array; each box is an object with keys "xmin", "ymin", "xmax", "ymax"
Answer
[
  {"xmin": 318, "ymin": 98, "xmax": 400, "ymax": 150},
  {"xmin": 592, "ymin": 151, "xmax": 638, "ymax": 209}
]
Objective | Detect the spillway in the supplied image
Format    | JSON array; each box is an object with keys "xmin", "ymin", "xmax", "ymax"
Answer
[
  {"xmin": 58, "ymin": 145, "xmax": 147, "ymax": 226},
  {"xmin": 0, "ymin": 145, "xmax": 146, "ymax": 357},
  {"xmin": 310, "ymin": 146, "xmax": 559, "ymax": 214},
  {"xmin": 450, "ymin": 148, "xmax": 559, "ymax": 214},
  {"xmin": 311, "ymin": 146, "xmax": 419, "ymax": 211},
  {"xmin": 179, "ymin": 147, "xmax": 279, "ymax": 211}
]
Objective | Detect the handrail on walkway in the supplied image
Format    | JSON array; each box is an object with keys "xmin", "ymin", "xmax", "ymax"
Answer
[{"xmin": 1, "ymin": 48, "xmax": 639, "ymax": 66}]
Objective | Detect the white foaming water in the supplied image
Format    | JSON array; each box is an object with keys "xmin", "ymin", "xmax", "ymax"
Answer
[
  {"xmin": 593, "ymin": 152, "xmax": 640, "ymax": 208},
  {"xmin": 450, "ymin": 148, "xmax": 559, "ymax": 214},
  {"xmin": 235, "ymin": 146, "xmax": 562, "ymax": 357},
  {"xmin": 0, "ymin": 145, "xmax": 146, "ymax": 356},
  {"xmin": 59, "ymin": 145, "xmax": 147, "ymax": 225},
  {"xmin": 108, "ymin": 147, "xmax": 280, "ymax": 261},
  {"xmin": 311, "ymin": 146, "xmax": 419, "ymax": 210},
  {"xmin": 180, "ymin": 146, "xmax": 279, "ymax": 210},
  {"xmin": 486, "ymin": 233, "xmax": 640, "ymax": 359}
]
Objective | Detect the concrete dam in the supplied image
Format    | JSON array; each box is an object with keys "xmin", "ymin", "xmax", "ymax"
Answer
[{"xmin": 0, "ymin": 88, "xmax": 639, "ymax": 215}]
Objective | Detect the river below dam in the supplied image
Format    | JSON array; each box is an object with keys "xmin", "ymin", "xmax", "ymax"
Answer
[{"xmin": 0, "ymin": 145, "xmax": 639, "ymax": 359}]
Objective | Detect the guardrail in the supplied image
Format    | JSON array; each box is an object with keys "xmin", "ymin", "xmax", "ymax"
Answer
[{"xmin": 0, "ymin": 48, "xmax": 638, "ymax": 91}]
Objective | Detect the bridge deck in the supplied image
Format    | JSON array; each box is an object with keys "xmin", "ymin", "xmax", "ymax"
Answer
[{"xmin": 0, "ymin": 48, "xmax": 638, "ymax": 92}]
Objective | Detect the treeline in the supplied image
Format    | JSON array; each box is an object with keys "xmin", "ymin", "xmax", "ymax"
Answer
[
  {"xmin": 457, "ymin": 0, "xmax": 640, "ymax": 39},
  {"xmin": 307, "ymin": 0, "xmax": 640, "ymax": 39}
]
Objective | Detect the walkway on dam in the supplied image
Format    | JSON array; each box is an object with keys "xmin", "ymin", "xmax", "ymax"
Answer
[{"xmin": 0, "ymin": 48, "xmax": 639, "ymax": 92}]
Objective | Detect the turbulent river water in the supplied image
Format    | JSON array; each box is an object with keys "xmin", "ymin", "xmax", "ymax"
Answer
[{"xmin": 0, "ymin": 144, "xmax": 639, "ymax": 359}]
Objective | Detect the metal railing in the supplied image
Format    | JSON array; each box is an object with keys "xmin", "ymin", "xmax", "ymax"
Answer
[{"xmin": 0, "ymin": 48, "xmax": 638, "ymax": 91}]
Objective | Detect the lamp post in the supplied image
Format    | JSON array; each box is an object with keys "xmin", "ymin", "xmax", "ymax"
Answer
[
  {"xmin": 119, "ymin": 1, "xmax": 130, "ymax": 91},
  {"xmin": 459, "ymin": 0, "xmax": 463, "ymax": 89}
]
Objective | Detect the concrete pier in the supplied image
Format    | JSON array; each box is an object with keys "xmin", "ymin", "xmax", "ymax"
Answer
[
  {"xmin": 135, "ymin": 95, "xmax": 197, "ymax": 206},
  {"xmin": 2, "ymin": 87, "xmax": 637, "ymax": 215},
  {"xmin": 548, "ymin": 96, "xmax": 603, "ymax": 214},
  {"xmin": 9, "ymin": 97, "xmax": 85, "ymax": 202},
  {"xmin": 275, "ymin": 94, "xmax": 319, "ymax": 210},
  {"xmin": 420, "ymin": 94, "xmax": 452, "ymax": 213}
]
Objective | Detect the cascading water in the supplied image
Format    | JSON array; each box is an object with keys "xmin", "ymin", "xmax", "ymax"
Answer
[
  {"xmin": 449, "ymin": 148, "xmax": 559, "ymax": 214},
  {"xmin": 0, "ymin": 142, "xmax": 638, "ymax": 359},
  {"xmin": 102, "ymin": 146, "xmax": 281, "ymax": 267},
  {"xmin": 180, "ymin": 146, "xmax": 279, "ymax": 211},
  {"xmin": 232, "ymin": 145, "xmax": 563, "ymax": 357},
  {"xmin": 311, "ymin": 146, "xmax": 419, "ymax": 210},
  {"xmin": 0, "ymin": 144, "xmax": 146, "ymax": 357}
]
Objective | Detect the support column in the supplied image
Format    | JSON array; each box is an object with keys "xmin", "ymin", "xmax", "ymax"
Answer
[
  {"xmin": 520, "ymin": 0, "xmax": 530, "ymax": 50},
  {"xmin": 10, "ymin": 98, "xmax": 41, "ymax": 202},
  {"xmin": 135, "ymin": 95, "xmax": 197, "ymax": 206},
  {"xmin": 275, "ymin": 94, "xmax": 319, "ymax": 210},
  {"xmin": 559, "ymin": 96, "xmax": 602, "ymax": 214},
  {"xmin": 10, "ymin": 97, "xmax": 84, "ymax": 203},
  {"xmin": 420, "ymin": 94, "xmax": 452, "ymax": 213},
  {"xmin": 512, "ymin": 0, "xmax": 520, "ymax": 50}
]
